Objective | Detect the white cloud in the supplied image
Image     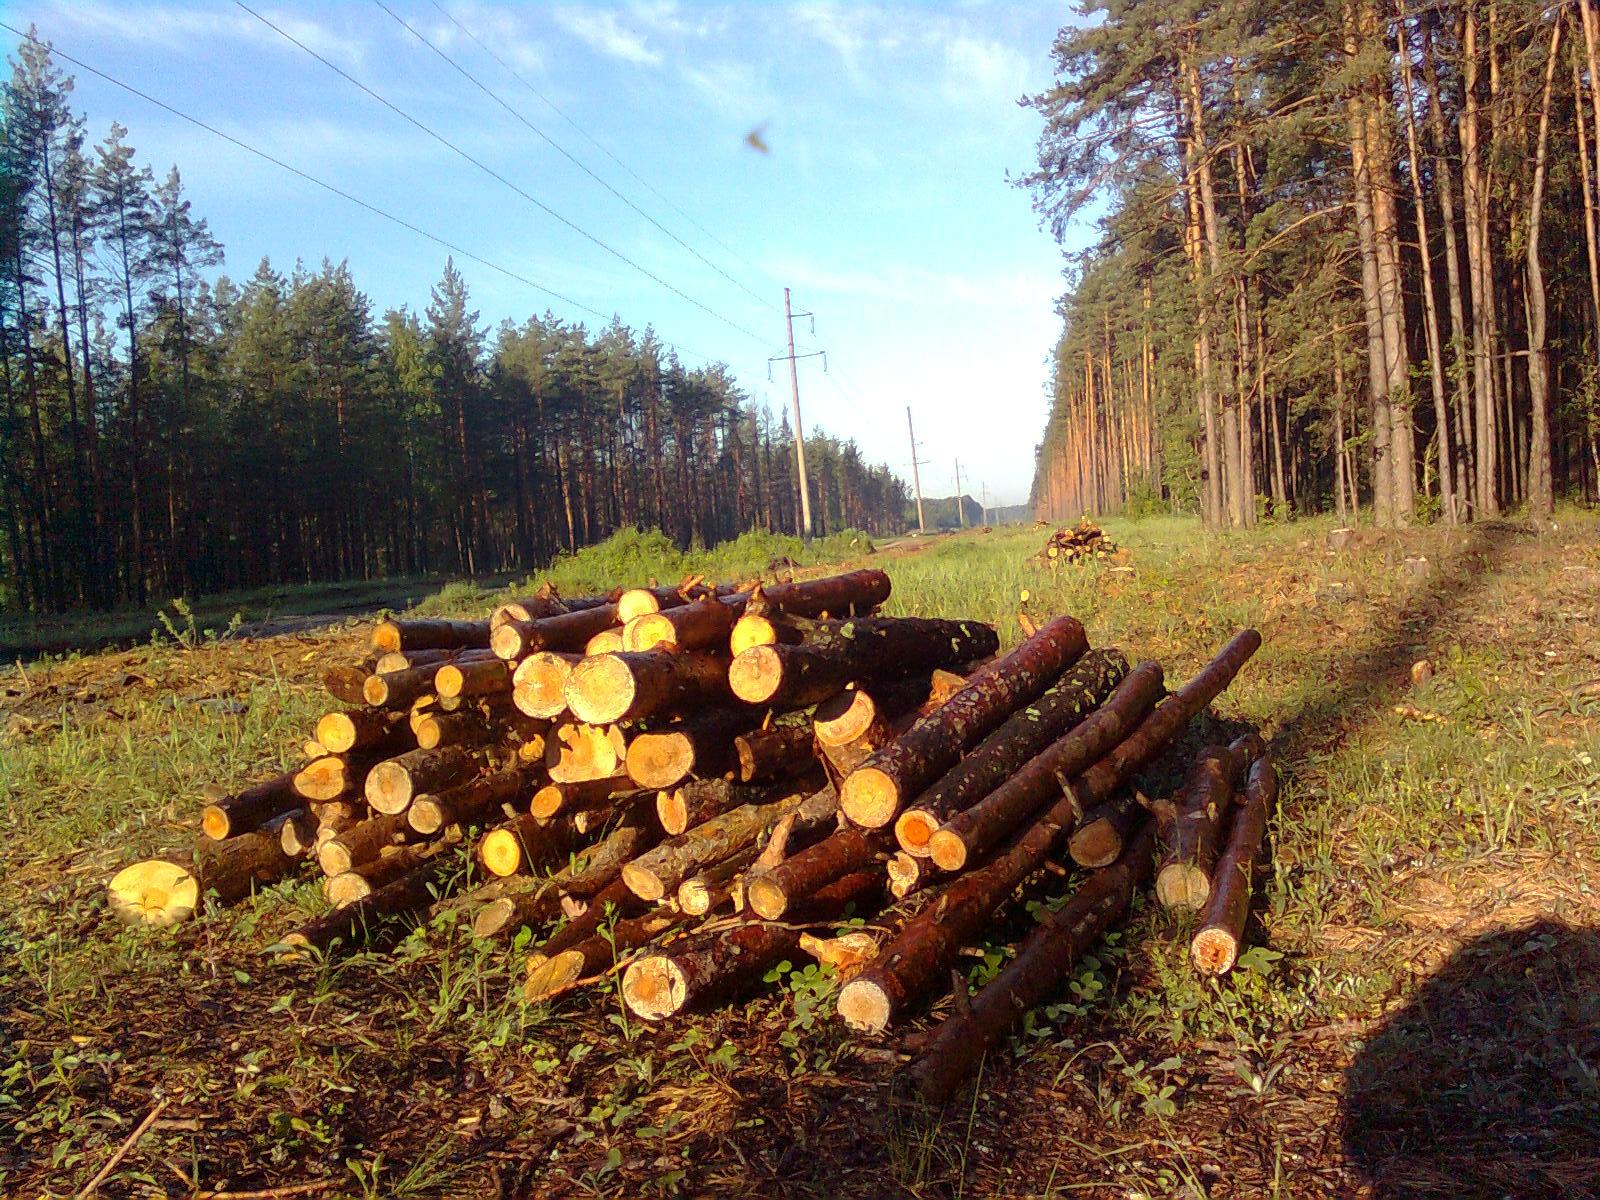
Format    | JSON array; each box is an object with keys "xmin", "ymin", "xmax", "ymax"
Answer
[
  {"xmin": 34, "ymin": 1, "xmax": 372, "ymax": 69},
  {"xmin": 427, "ymin": 3, "xmax": 545, "ymax": 75},
  {"xmin": 552, "ymin": 8, "xmax": 661, "ymax": 66},
  {"xmin": 941, "ymin": 32, "xmax": 1029, "ymax": 107}
]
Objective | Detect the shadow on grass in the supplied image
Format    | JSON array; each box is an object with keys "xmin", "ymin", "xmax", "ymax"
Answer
[{"xmin": 1343, "ymin": 920, "xmax": 1600, "ymax": 1199}]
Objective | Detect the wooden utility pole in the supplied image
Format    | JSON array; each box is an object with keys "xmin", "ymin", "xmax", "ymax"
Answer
[
  {"xmin": 906, "ymin": 406, "xmax": 926, "ymax": 533},
  {"xmin": 784, "ymin": 288, "xmax": 813, "ymax": 537},
  {"xmin": 954, "ymin": 460, "xmax": 966, "ymax": 527}
]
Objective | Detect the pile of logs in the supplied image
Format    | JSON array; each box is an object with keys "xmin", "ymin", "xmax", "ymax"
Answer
[
  {"xmin": 1033, "ymin": 517, "xmax": 1119, "ymax": 567},
  {"xmin": 106, "ymin": 562, "xmax": 1274, "ymax": 1107}
]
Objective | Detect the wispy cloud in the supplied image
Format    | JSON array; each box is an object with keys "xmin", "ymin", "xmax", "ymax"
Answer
[
  {"xmin": 34, "ymin": 1, "xmax": 372, "ymax": 69},
  {"xmin": 768, "ymin": 258, "xmax": 1060, "ymax": 311},
  {"xmin": 941, "ymin": 32, "xmax": 1029, "ymax": 108},
  {"xmin": 423, "ymin": 3, "xmax": 546, "ymax": 75},
  {"xmin": 681, "ymin": 57, "xmax": 772, "ymax": 121},
  {"xmin": 552, "ymin": 7, "xmax": 661, "ymax": 67}
]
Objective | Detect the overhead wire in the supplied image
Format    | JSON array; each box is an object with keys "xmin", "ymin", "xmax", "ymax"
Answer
[
  {"xmin": 0, "ymin": 19, "xmax": 727, "ymax": 365},
  {"xmin": 233, "ymin": 0, "xmax": 769, "ymax": 346}
]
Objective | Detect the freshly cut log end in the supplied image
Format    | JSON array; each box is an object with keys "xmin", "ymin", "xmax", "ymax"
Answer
[
  {"xmin": 886, "ymin": 850, "xmax": 927, "ymax": 899},
  {"xmin": 839, "ymin": 767, "xmax": 898, "ymax": 829},
  {"xmin": 372, "ymin": 618, "xmax": 488, "ymax": 654},
  {"xmin": 1067, "ymin": 795, "xmax": 1144, "ymax": 869},
  {"xmin": 200, "ymin": 806, "xmax": 229, "ymax": 841},
  {"xmin": 835, "ymin": 979, "xmax": 893, "ymax": 1034},
  {"xmin": 620, "ymin": 957, "xmax": 688, "ymax": 1021},
  {"xmin": 523, "ymin": 950, "xmax": 589, "ymax": 1003},
  {"xmin": 324, "ymin": 872, "xmax": 375, "ymax": 907},
  {"xmin": 479, "ymin": 828, "xmax": 525, "ymax": 878},
  {"xmin": 925, "ymin": 829, "xmax": 968, "ymax": 872},
  {"xmin": 566, "ymin": 650, "xmax": 731, "ymax": 726},
  {"xmin": 624, "ymin": 599, "xmax": 737, "ymax": 654},
  {"xmin": 726, "ymin": 645, "xmax": 783, "ymax": 704},
  {"xmin": 435, "ymin": 657, "xmax": 511, "ymax": 700},
  {"xmin": 813, "ymin": 688, "xmax": 877, "ymax": 747},
  {"xmin": 729, "ymin": 613, "xmax": 783, "ymax": 657},
  {"xmin": 620, "ymin": 860, "xmax": 668, "ymax": 902},
  {"xmin": 473, "ymin": 897, "xmax": 520, "ymax": 940},
  {"xmin": 108, "ymin": 859, "xmax": 200, "ymax": 925},
  {"xmin": 512, "ymin": 652, "xmax": 580, "ymax": 719},
  {"xmin": 565, "ymin": 654, "xmax": 635, "ymax": 724},
  {"xmin": 742, "ymin": 874, "xmax": 787, "ymax": 922},
  {"xmin": 278, "ymin": 811, "xmax": 319, "ymax": 858},
  {"xmin": 490, "ymin": 621, "xmax": 529, "ymax": 661},
  {"xmin": 626, "ymin": 732, "xmax": 697, "ymax": 791},
  {"xmin": 896, "ymin": 810, "xmax": 943, "ymax": 859},
  {"xmin": 201, "ymin": 772, "xmax": 303, "ymax": 840},
  {"xmin": 547, "ymin": 722, "xmax": 627, "ymax": 783},
  {"xmin": 1154, "ymin": 862, "xmax": 1212, "ymax": 910},
  {"xmin": 1191, "ymin": 927, "xmax": 1239, "ymax": 975},
  {"xmin": 585, "ymin": 628, "xmax": 625, "ymax": 656}
]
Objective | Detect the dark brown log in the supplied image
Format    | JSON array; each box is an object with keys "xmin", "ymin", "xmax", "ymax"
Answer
[
  {"xmin": 1192, "ymin": 753, "xmax": 1277, "ymax": 975},
  {"xmin": 110, "ymin": 820, "xmax": 303, "ymax": 924},
  {"xmin": 624, "ymin": 707, "xmax": 761, "ymax": 789},
  {"xmin": 886, "ymin": 850, "xmax": 931, "ymax": 899},
  {"xmin": 411, "ymin": 707, "xmax": 497, "ymax": 752},
  {"xmin": 545, "ymin": 721, "xmax": 628, "ymax": 782},
  {"xmin": 523, "ymin": 909, "xmax": 683, "ymax": 1003},
  {"xmin": 677, "ymin": 846, "xmax": 760, "ymax": 915},
  {"xmin": 279, "ymin": 854, "xmax": 459, "ymax": 955},
  {"xmin": 433, "ymin": 656, "xmax": 512, "ymax": 701},
  {"xmin": 318, "ymin": 810, "xmax": 416, "ymax": 876},
  {"xmin": 491, "ymin": 594, "xmax": 571, "ymax": 629},
  {"xmin": 624, "ymin": 597, "xmax": 740, "ymax": 653},
  {"xmin": 839, "ymin": 615, "xmax": 1087, "ymax": 828},
  {"xmin": 316, "ymin": 708, "xmax": 411, "ymax": 756},
  {"xmin": 531, "ymin": 876, "xmax": 649, "ymax": 963},
  {"xmin": 566, "ymin": 650, "xmax": 733, "ymax": 725},
  {"xmin": 894, "ymin": 649, "xmax": 1130, "ymax": 856},
  {"xmin": 278, "ymin": 810, "xmax": 320, "ymax": 858},
  {"xmin": 729, "ymin": 611, "xmax": 838, "ymax": 657},
  {"xmin": 734, "ymin": 722, "xmax": 817, "ymax": 783},
  {"xmin": 924, "ymin": 663, "xmax": 1165, "ymax": 871},
  {"xmin": 511, "ymin": 651, "xmax": 582, "ymax": 719},
  {"xmin": 1066, "ymin": 792, "xmax": 1146, "ymax": 868},
  {"xmin": 622, "ymin": 784, "xmax": 836, "ymax": 901},
  {"xmin": 620, "ymin": 870, "xmax": 881, "ymax": 1020},
  {"xmin": 325, "ymin": 842, "xmax": 442, "ymax": 906},
  {"xmin": 364, "ymin": 746, "xmax": 478, "ymax": 815},
  {"xmin": 743, "ymin": 824, "xmax": 886, "ymax": 919},
  {"xmin": 529, "ymin": 774, "xmax": 638, "ymax": 820},
  {"xmin": 362, "ymin": 665, "xmax": 437, "ymax": 710},
  {"xmin": 478, "ymin": 812, "xmax": 578, "ymax": 878},
  {"xmin": 729, "ymin": 617, "xmax": 999, "ymax": 709},
  {"xmin": 491, "ymin": 603, "xmax": 621, "ymax": 660},
  {"xmin": 1153, "ymin": 736, "xmax": 1257, "ymax": 908},
  {"xmin": 322, "ymin": 665, "xmax": 371, "ymax": 707},
  {"xmin": 374, "ymin": 647, "xmax": 495, "ymax": 675},
  {"xmin": 907, "ymin": 823, "xmax": 1158, "ymax": 1103},
  {"xmin": 200, "ymin": 771, "xmax": 303, "ymax": 840},
  {"xmin": 755, "ymin": 569, "xmax": 891, "ymax": 618},
  {"xmin": 407, "ymin": 769, "xmax": 532, "ymax": 836},
  {"xmin": 372, "ymin": 618, "xmax": 490, "ymax": 654},
  {"xmin": 654, "ymin": 775, "xmax": 822, "ymax": 837}
]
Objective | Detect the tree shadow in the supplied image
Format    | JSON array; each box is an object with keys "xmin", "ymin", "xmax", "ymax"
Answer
[{"xmin": 1343, "ymin": 920, "xmax": 1600, "ymax": 1199}]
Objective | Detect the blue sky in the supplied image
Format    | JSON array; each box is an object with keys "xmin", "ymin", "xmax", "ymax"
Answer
[{"xmin": 5, "ymin": 1, "xmax": 1079, "ymax": 507}]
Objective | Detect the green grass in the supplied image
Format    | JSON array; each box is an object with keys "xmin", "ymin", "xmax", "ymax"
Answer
[{"xmin": 2, "ymin": 509, "xmax": 1598, "ymax": 1197}]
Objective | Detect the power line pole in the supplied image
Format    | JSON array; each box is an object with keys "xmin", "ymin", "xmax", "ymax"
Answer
[
  {"xmin": 783, "ymin": 287, "xmax": 812, "ymax": 537},
  {"xmin": 906, "ymin": 406, "xmax": 927, "ymax": 534},
  {"xmin": 954, "ymin": 459, "xmax": 966, "ymax": 528}
]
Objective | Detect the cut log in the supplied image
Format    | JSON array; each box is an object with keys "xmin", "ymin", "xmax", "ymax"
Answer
[
  {"xmin": 924, "ymin": 662, "xmax": 1164, "ymax": 872},
  {"xmin": 434, "ymin": 656, "xmax": 512, "ymax": 701},
  {"xmin": 364, "ymin": 746, "xmax": 478, "ymax": 816},
  {"xmin": 412, "ymin": 707, "xmax": 498, "ymax": 752},
  {"xmin": 317, "ymin": 811, "xmax": 414, "ymax": 876},
  {"xmin": 1066, "ymin": 792, "xmax": 1146, "ymax": 868},
  {"xmin": 107, "ymin": 858, "xmax": 203, "ymax": 925},
  {"xmin": 799, "ymin": 930, "xmax": 880, "ymax": 978},
  {"xmin": 625, "ymin": 707, "xmax": 762, "ymax": 789},
  {"xmin": 886, "ymin": 850, "xmax": 931, "ymax": 899},
  {"xmin": 293, "ymin": 753, "xmax": 380, "ymax": 803},
  {"xmin": 906, "ymin": 822, "xmax": 1158, "ymax": 1103},
  {"xmin": 316, "ymin": 709, "xmax": 411, "ymax": 756},
  {"xmin": 584, "ymin": 627, "xmax": 625, "ymax": 656},
  {"xmin": 372, "ymin": 618, "xmax": 489, "ymax": 654},
  {"xmin": 566, "ymin": 650, "xmax": 733, "ymax": 725},
  {"xmin": 323, "ymin": 665, "xmax": 371, "ymax": 707},
  {"xmin": 110, "ymin": 817, "xmax": 302, "ymax": 924},
  {"xmin": 490, "ymin": 594, "xmax": 571, "ymax": 629},
  {"xmin": 615, "ymin": 583, "xmax": 710, "ymax": 625},
  {"xmin": 325, "ymin": 842, "xmax": 441, "ymax": 907},
  {"xmin": 362, "ymin": 665, "xmax": 437, "ymax": 710},
  {"xmin": 546, "ymin": 721, "xmax": 628, "ymax": 783},
  {"xmin": 374, "ymin": 647, "xmax": 492, "ymax": 675},
  {"xmin": 620, "ymin": 870, "xmax": 880, "ymax": 1020},
  {"xmin": 655, "ymin": 775, "xmax": 822, "ymax": 837},
  {"xmin": 477, "ymin": 812, "xmax": 577, "ymax": 878},
  {"xmin": 729, "ymin": 617, "xmax": 999, "ymax": 709},
  {"xmin": 511, "ymin": 651, "xmax": 582, "ymax": 719},
  {"xmin": 491, "ymin": 603, "xmax": 621, "ymax": 660},
  {"xmin": 729, "ymin": 612, "xmax": 838, "ymax": 657},
  {"xmin": 1192, "ymin": 753, "xmax": 1278, "ymax": 975},
  {"xmin": 279, "ymin": 854, "xmax": 458, "ymax": 956},
  {"xmin": 840, "ymin": 614, "xmax": 1088, "ymax": 828},
  {"xmin": 302, "ymin": 739, "xmax": 328, "ymax": 761},
  {"xmin": 407, "ymin": 769, "xmax": 532, "ymax": 836},
  {"xmin": 278, "ymin": 810, "xmax": 320, "ymax": 859},
  {"xmin": 894, "ymin": 648, "xmax": 1130, "ymax": 857},
  {"xmin": 624, "ymin": 597, "xmax": 739, "ymax": 653},
  {"xmin": 623, "ymin": 784, "xmax": 836, "ymax": 901},
  {"xmin": 755, "ymin": 569, "xmax": 891, "ymax": 618},
  {"xmin": 744, "ymin": 824, "xmax": 886, "ymax": 919},
  {"xmin": 200, "ymin": 771, "xmax": 302, "ymax": 840},
  {"xmin": 734, "ymin": 723, "xmax": 816, "ymax": 783},
  {"xmin": 523, "ymin": 909, "xmax": 682, "ymax": 1003},
  {"xmin": 677, "ymin": 845, "xmax": 761, "ymax": 915},
  {"xmin": 530, "ymin": 775, "xmax": 637, "ymax": 820},
  {"xmin": 1154, "ymin": 741, "xmax": 1251, "ymax": 909},
  {"xmin": 530, "ymin": 876, "xmax": 648, "ymax": 964}
]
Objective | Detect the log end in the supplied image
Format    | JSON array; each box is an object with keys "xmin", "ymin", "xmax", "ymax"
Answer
[
  {"xmin": 677, "ymin": 878, "xmax": 715, "ymax": 916},
  {"xmin": 656, "ymin": 788, "xmax": 689, "ymax": 836},
  {"xmin": 361, "ymin": 674, "xmax": 390, "ymax": 706},
  {"xmin": 524, "ymin": 950, "xmax": 588, "ymax": 1003},
  {"xmin": 479, "ymin": 828, "xmax": 524, "ymax": 878},
  {"xmin": 529, "ymin": 784, "xmax": 563, "ymax": 820},
  {"xmin": 813, "ymin": 688, "xmax": 876, "ymax": 747},
  {"xmin": 566, "ymin": 655, "xmax": 635, "ymax": 726},
  {"xmin": 1191, "ymin": 927, "xmax": 1238, "ymax": 975},
  {"xmin": 364, "ymin": 761, "xmax": 411, "ymax": 815},
  {"xmin": 626, "ymin": 732, "xmax": 695, "ymax": 791},
  {"xmin": 1067, "ymin": 822, "xmax": 1122, "ymax": 869},
  {"xmin": 743, "ymin": 873, "xmax": 788, "ymax": 921},
  {"xmin": 1154, "ymin": 863, "xmax": 1210, "ymax": 911},
  {"xmin": 585, "ymin": 628, "xmax": 625, "ymax": 656},
  {"xmin": 835, "ymin": 977, "xmax": 892, "ymax": 1033},
  {"xmin": 371, "ymin": 620, "xmax": 402, "ymax": 654},
  {"xmin": 616, "ymin": 587, "xmax": 665, "ymax": 625},
  {"xmin": 625, "ymin": 613, "xmax": 675, "ymax": 653},
  {"xmin": 199, "ymin": 806, "xmax": 231, "ymax": 841},
  {"xmin": 489, "ymin": 622, "xmax": 527, "ymax": 661},
  {"xmin": 620, "ymin": 861, "xmax": 666, "ymax": 902},
  {"xmin": 324, "ymin": 872, "xmax": 372, "ymax": 907},
  {"xmin": 408, "ymin": 799, "xmax": 447, "ymax": 837},
  {"xmin": 726, "ymin": 646, "xmax": 783, "ymax": 704},
  {"xmin": 317, "ymin": 842, "xmax": 355, "ymax": 877},
  {"xmin": 926, "ymin": 829, "xmax": 968, "ymax": 873},
  {"xmin": 621, "ymin": 955, "xmax": 687, "ymax": 1021},
  {"xmin": 316, "ymin": 712, "xmax": 359, "ymax": 755},
  {"xmin": 839, "ymin": 767, "xmax": 900, "ymax": 829},
  {"xmin": 473, "ymin": 898, "xmax": 516, "ymax": 940},
  {"xmin": 512, "ymin": 653, "xmax": 575, "ymax": 720},
  {"xmin": 434, "ymin": 664, "xmax": 465, "ymax": 698},
  {"xmin": 893, "ymin": 809, "xmax": 940, "ymax": 857},
  {"xmin": 107, "ymin": 859, "xmax": 200, "ymax": 925}
]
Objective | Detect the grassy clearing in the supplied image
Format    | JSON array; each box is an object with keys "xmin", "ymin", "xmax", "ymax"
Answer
[{"xmin": 2, "ymin": 512, "xmax": 1597, "ymax": 1198}]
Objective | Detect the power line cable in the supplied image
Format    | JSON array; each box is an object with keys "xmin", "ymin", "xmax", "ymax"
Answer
[
  {"xmin": 0, "ymin": 19, "xmax": 725, "ymax": 364},
  {"xmin": 233, "ymin": 0, "xmax": 768, "ymax": 346},
  {"xmin": 427, "ymin": 0, "xmax": 777, "ymax": 293},
  {"xmin": 374, "ymin": 0, "xmax": 777, "ymax": 315}
]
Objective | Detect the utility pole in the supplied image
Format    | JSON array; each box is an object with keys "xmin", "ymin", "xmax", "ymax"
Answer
[
  {"xmin": 954, "ymin": 459, "xmax": 966, "ymax": 528},
  {"xmin": 783, "ymin": 287, "xmax": 812, "ymax": 537},
  {"xmin": 906, "ymin": 406, "xmax": 927, "ymax": 534},
  {"xmin": 981, "ymin": 482, "xmax": 989, "ymax": 526}
]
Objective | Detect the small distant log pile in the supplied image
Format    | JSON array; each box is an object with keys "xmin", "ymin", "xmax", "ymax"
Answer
[
  {"xmin": 106, "ymin": 561, "xmax": 1278, "ymax": 1108},
  {"xmin": 1032, "ymin": 516, "xmax": 1119, "ymax": 567}
]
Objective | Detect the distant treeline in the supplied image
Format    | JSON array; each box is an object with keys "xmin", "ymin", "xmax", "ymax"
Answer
[{"xmin": 0, "ymin": 36, "xmax": 909, "ymax": 613}]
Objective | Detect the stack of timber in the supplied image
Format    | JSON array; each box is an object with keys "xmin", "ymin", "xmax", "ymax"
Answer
[
  {"xmin": 1032, "ymin": 517, "xmax": 1120, "ymax": 567},
  {"xmin": 104, "ymin": 563, "xmax": 1278, "ymax": 1109}
]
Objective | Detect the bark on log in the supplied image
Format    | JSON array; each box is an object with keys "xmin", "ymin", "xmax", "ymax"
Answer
[
  {"xmin": 734, "ymin": 723, "xmax": 817, "ymax": 783},
  {"xmin": 278, "ymin": 810, "xmax": 320, "ymax": 858},
  {"xmin": 1066, "ymin": 792, "xmax": 1146, "ymax": 868},
  {"xmin": 895, "ymin": 649, "xmax": 1130, "ymax": 857},
  {"xmin": 729, "ymin": 612, "xmax": 839, "ymax": 657},
  {"xmin": 364, "ymin": 746, "xmax": 479, "ymax": 815},
  {"xmin": 729, "ymin": 618, "xmax": 999, "ymax": 709},
  {"xmin": 109, "ymin": 818, "xmax": 302, "ymax": 923},
  {"xmin": 529, "ymin": 774, "xmax": 638, "ymax": 820},
  {"xmin": 362, "ymin": 665, "xmax": 437, "ymax": 710},
  {"xmin": 530, "ymin": 876, "xmax": 648, "ymax": 963},
  {"xmin": 491, "ymin": 603, "xmax": 621, "ymax": 660},
  {"xmin": 615, "ymin": 583, "xmax": 716, "ymax": 624},
  {"xmin": 434, "ymin": 657, "xmax": 513, "ymax": 700},
  {"xmin": 318, "ymin": 810, "xmax": 416, "ymax": 876},
  {"xmin": 546, "ymin": 722, "xmax": 628, "ymax": 783},
  {"xmin": 512, "ymin": 651, "xmax": 582, "ymax": 719},
  {"xmin": 839, "ymin": 615, "xmax": 1088, "ymax": 829},
  {"xmin": 624, "ymin": 597, "xmax": 739, "ymax": 653},
  {"xmin": 325, "ymin": 842, "xmax": 442, "ymax": 907},
  {"xmin": 812, "ymin": 675, "xmax": 937, "ymax": 746},
  {"xmin": 886, "ymin": 850, "xmax": 931, "ymax": 899},
  {"xmin": 372, "ymin": 618, "xmax": 489, "ymax": 654},
  {"xmin": 677, "ymin": 845, "xmax": 760, "ymax": 915},
  {"xmin": 924, "ymin": 663, "xmax": 1164, "ymax": 871},
  {"xmin": 316, "ymin": 709, "xmax": 410, "ymax": 756},
  {"xmin": 623, "ymin": 784, "xmax": 836, "ymax": 901},
  {"xmin": 566, "ymin": 650, "xmax": 733, "ymax": 725},
  {"xmin": 523, "ymin": 909, "xmax": 683, "ymax": 1003},
  {"xmin": 744, "ymin": 824, "xmax": 887, "ymax": 919},
  {"xmin": 625, "ymin": 707, "xmax": 762, "ymax": 789},
  {"xmin": 323, "ymin": 665, "xmax": 371, "ymax": 707},
  {"xmin": 1153, "ymin": 737, "xmax": 1256, "ymax": 908},
  {"xmin": 477, "ymin": 812, "xmax": 578, "ymax": 878},
  {"xmin": 755, "ymin": 569, "xmax": 891, "ymax": 618},
  {"xmin": 412, "ymin": 707, "xmax": 498, "ymax": 752},
  {"xmin": 200, "ymin": 771, "xmax": 303, "ymax": 840},
  {"xmin": 407, "ymin": 768, "xmax": 532, "ymax": 836},
  {"xmin": 655, "ymin": 773, "xmax": 823, "ymax": 838},
  {"xmin": 906, "ymin": 823, "xmax": 1158, "ymax": 1103},
  {"xmin": 375, "ymin": 648, "xmax": 494, "ymax": 674},
  {"xmin": 1192, "ymin": 753, "xmax": 1277, "ymax": 975},
  {"xmin": 620, "ymin": 870, "xmax": 880, "ymax": 1020},
  {"xmin": 490, "ymin": 595, "xmax": 572, "ymax": 629},
  {"xmin": 279, "ymin": 854, "xmax": 458, "ymax": 955}
]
